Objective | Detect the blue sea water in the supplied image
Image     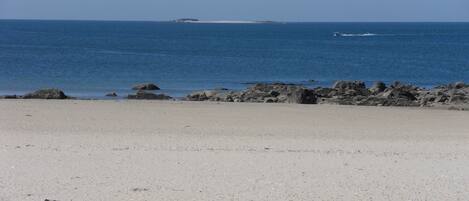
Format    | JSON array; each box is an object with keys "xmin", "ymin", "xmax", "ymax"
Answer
[{"xmin": 1, "ymin": 20, "xmax": 468, "ymax": 98}]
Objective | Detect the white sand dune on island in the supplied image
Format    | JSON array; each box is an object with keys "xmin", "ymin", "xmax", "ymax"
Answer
[
  {"xmin": 186, "ymin": 20, "xmax": 263, "ymax": 24},
  {"xmin": 175, "ymin": 19, "xmax": 275, "ymax": 24},
  {"xmin": 1, "ymin": 100, "xmax": 469, "ymax": 201}
]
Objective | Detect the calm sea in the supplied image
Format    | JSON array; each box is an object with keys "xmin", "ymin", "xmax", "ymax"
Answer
[{"xmin": 1, "ymin": 20, "xmax": 468, "ymax": 98}]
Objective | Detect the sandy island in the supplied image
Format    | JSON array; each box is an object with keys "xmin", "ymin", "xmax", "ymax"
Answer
[{"xmin": 1, "ymin": 100, "xmax": 469, "ymax": 200}]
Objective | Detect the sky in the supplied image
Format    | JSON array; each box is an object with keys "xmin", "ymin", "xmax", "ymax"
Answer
[{"xmin": 1, "ymin": 0, "xmax": 469, "ymax": 22}]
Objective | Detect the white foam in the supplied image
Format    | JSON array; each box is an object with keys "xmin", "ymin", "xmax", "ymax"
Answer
[{"xmin": 334, "ymin": 32, "xmax": 378, "ymax": 37}]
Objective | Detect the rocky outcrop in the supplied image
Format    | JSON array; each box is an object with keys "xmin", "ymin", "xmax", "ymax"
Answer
[
  {"xmin": 332, "ymin": 80, "xmax": 366, "ymax": 91},
  {"xmin": 319, "ymin": 81, "xmax": 469, "ymax": 108},
  {"xmin": 239, "ymin": 83, "xmax": 317, "ymax": 104},
  {"xmin": 318, "ymin": 81, "xmax": 423, "ymax": 106},
  {"xmin": 132, "ymin": 83, "xmax": 160, "ymax": 90},
  {"xmin": 128, "ymin": 91, "xmax": 172, "ymax": 100},
  {"xmin": 185, "ymin": 81, "xmax": 469, "ymax": 109},
  {"xmin": 23, "ymin": 89, "xmax": 68, "ymax": 99},
  {"xmin": 419, "ymin": 82, "xmax": 469, "ymax": 106},
  {"xmin": 186, "ymin": 89, "xmax": 237, "ymax": 102},
  {"xmin": 186, "ymin": 83, "xmax": 317, "ymax": 104}
]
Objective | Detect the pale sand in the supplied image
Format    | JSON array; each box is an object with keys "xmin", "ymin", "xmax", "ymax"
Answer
[{"xmin": 1, "ymin": 100, "xmax": 469, "ymax": 201}]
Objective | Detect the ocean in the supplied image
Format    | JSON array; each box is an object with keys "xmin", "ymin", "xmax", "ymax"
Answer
[{"xmin": 1, "ymin": 20, "xmax": 468, "ymax": 98}]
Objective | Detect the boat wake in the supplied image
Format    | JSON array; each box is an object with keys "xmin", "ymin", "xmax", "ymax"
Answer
[{"xmin": 333, "ymin": 32, "xmax": 378, "ymax": 37}]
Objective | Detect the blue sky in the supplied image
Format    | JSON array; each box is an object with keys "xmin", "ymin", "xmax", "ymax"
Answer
[{"xmin": 1, "ymin": 0, "xmax": 469, "ymax": 22}]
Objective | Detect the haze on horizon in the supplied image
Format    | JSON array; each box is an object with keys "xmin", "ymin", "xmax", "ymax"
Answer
[{"xmin": 1, "ymin": 0, "xmax": 469, "ymax": 22}]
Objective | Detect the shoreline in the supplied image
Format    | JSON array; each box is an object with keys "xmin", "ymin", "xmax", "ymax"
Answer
[
  {"xmin": 0, "ymin": 98, "xmax": 465, "ymax": 111},
  {"xmin": 0, "ymin": 80, "xmax": 463, "ymax": 100},
  {"xmin": 2, "ymin": 80, "xmax": 469, "ymax": 110}
]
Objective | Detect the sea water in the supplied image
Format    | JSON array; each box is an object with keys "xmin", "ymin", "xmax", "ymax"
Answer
[{"xmin": 1, "ymin": 20, "xmax": 468, "ymax": 98}]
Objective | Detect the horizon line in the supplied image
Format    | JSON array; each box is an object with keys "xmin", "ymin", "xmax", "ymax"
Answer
[{"xmin": 1, "ymin": 18, "xmax": 469, "ymax": 23}]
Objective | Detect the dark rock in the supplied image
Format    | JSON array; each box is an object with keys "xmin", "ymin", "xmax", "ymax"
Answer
[
  {"xmin": 419, "ymin": 94, "xmax": 437, "ymax": 106},
  {"xmin": 355, "ymin": 96, "xmax": 388, "ymax": 106},
  {"xmin": 285, "ymin": 88, "xmax": 317, "ymax": 104},
  {"xmin": 105, "ymin": 92, "xmax": 118, "ymax": 97},
  {"xmin": 186, "ymin": 91, "xmax": 210, "ymax": 101},
  {"xmin": 184, "ymin": 81, "xmax": 469, "ymax": 108},
  {"xmin": 381, "ymin": 82, "xmax": 420, "ymax": 100},
  {"xmin": 415, "ymin": 85, "xmax": 469, "ymax": 107},
  {"xmin": 128, "ymin": 91, "xmax": 172, "ymax": 100},
  {"xmin": 269, "ymin": 90, "xmax": 280, "ymax": 97},
  {"xmin": 381, "ymin": 88, "xmax": 417, "ymax": 101},
  {"xmin": 1, "ymin": 95, "xmax": 18, "ymax": 99},
  {"xmin": 186, "ymin": 89, "xmax": 235, "ymax": 101},
  {"xmin": 320, "ymin": 95, "xmax": 371, "ymax": 106},
  {"xmin": 319, "ymin": 81, "xmax": 422, "ymax": 107},
  {"xmin": 241, "ymin": 83, "xmax": 316, "ymax": 104},
  {"xmin": 23, "ymin": 89, "xmax": 67, "ymax": 99},
  {"xmin": 434, "ymin": 94, "xmax": 449, "ymax": 103},
  {"xmin": 370, "ymin": 81, "xmax": 387, "ymax": 94},
  {"xmin": 186, "ymin": 83, "xmax": 316, "ymax": 104},
  {"xmin": 314, "ymin": 87, "xmax": 335, "ymax": 98},
  {"xmin": 132, "ymin": 83, "xmax": 160, "ymax": 90},
  {"xmin": 448, "ymin": 93, "xmax": 467, "ymax": 104},
  {"xmin": 332, "ymin": 80, "xmax": 366, "ymax": 91},
  {"xmin": 264, "ymin": 97, "xmax": 278, "ymax": 103},
  {"xmin": 319, "ymin": 97, "xmax": 353, "ymax": 105},
  {"xmin": 213, "ymin": 87, "xmax": 229, "ymax": 91},
  {"xmin": 449, "ymin": 82, "xmax": 466, "ymax": 89},
  {"xmin": 331, "ymin": 80, "xmax": 369, "ymax": 97},
  {"xmin": 390, "ymin": 81, "xmax": 419, "ymax": 91}
]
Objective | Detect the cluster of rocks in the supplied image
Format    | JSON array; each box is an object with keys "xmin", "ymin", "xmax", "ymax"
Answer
[
  {"xmin": 185, "ymin": 81, "xmax": 469, "ymax": 109},
  {"xmin": 127, "ymin": 83, "xmax": 172, "ymax": 100},
  {"xmin": 0, "ymin": 83, "xmax": 173, "ymax": 100},
  {"xmin": 316, "ymin": 81, "xmax": 423, "ymax": 107},
  {"xmin": 186, "ymin": 83, "xmax": 316, "ymax": 104},
  {"xmin": 419, "ymin": 82, "xmax": 469, "ymax": 106},
  {"xmin": 2, "ymin": 81, "xmax": 468, "ymax": 110},
  {"xmin": 0, "ymin": 89, "xmax": 70, "ymax": 100}
]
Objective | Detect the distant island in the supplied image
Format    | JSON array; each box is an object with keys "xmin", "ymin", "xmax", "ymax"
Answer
[{"xmin": 174, "ymin": 18, "xmax": 276, "ymax": 24}]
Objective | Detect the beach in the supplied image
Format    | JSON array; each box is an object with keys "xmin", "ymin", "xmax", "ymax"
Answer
[{"xmin": 1, "ymin": 100, "xmax": 469, "ymax": 200}]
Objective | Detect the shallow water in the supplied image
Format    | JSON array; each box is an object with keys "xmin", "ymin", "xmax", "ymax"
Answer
[{"xmin": 1, "ymin": 20, "xmax": 468, "ymax": 98}]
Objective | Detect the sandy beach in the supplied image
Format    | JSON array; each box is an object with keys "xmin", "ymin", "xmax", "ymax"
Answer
[{"xmin": 1, "ymin": 100, "xmax": 469, "ymax": 201}]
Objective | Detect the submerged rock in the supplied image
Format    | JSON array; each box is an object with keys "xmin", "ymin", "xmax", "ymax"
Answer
[
  {"xmin": 105, "ymin": 92, "xmax": 118, "ymax": 97},
  {"xmin": 128, "ymin": 91, "xmax": 172, "ymax": 100},
  {"xmin": 132, "ymin": 83, "xmax": 160, "ymax": 90},
  {"xmin": 23, "ymin": 89, "xmax": 67, "ymax": 99}
]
